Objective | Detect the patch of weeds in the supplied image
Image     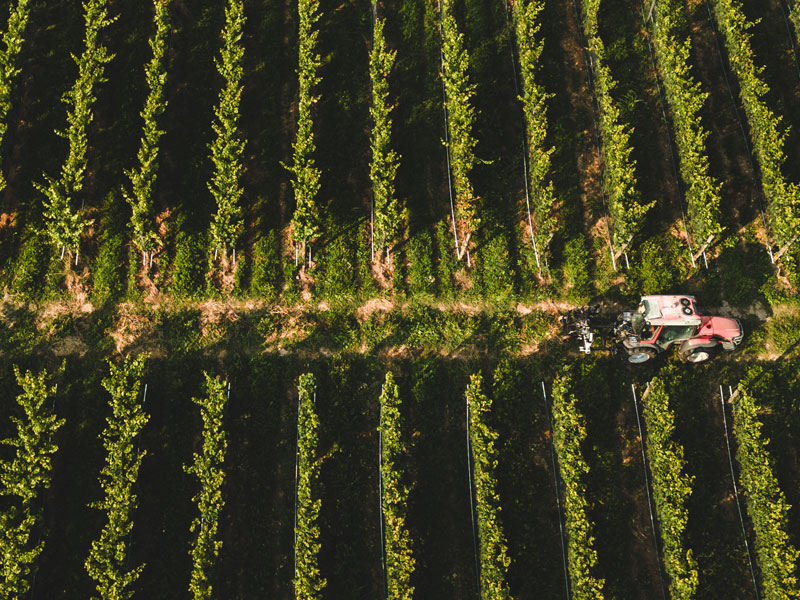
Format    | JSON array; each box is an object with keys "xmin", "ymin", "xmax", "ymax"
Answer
[
  {"xmin": 477, "ymin": 231, "xmax": 515, "ymax": 301},
  {"xmin": 10, "ymin": 226, "xmax": 51, "ymax": 299},
  {"xmin": 250, "ymin": 231, "xmax": 282, "ymax": 301},
  {"xmin": 406, "ymin": 229, "xmax": 435, "ymax": 297},
  {"xmin": 766, "ymin": 312, "xmax": 800, "ymax": 356},
  {"xmin": 170, "ymin": 229, "xmax": 206, "ymax": 299},
  {"xmin": 710, "ymin": 240, "xmax": 770, "ymax": 308},
  {"xmin": 562, "ymin": 237, "xmax": 592, "ymax": 302},
  {"xmin": 92, "ymin": 192, "xmax": 127, "ymax": 303},
  {"xmin": 628, "ymin": 236, "xmax": 682, "ymax": 296}
]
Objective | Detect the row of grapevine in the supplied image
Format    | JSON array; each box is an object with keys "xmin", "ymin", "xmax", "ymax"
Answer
[
  {"xmin": 650, "ymin": 0, "xmax": 723, "ymax": 253},
  {"xmin": 792, "ymin": 2, "xmax": 800, "ymax": 44},
  {"xmin": 287, "ymin": 0, "xmax": 323, "ymax": 260},
  {"xmin": 294, "ymin": 373, "xmax": 326, "ymax": 600},
  {"xmin": 124, "ymin": 0, "xmax": 172, "ymax": 262},
  {"xmin": 578, "ymin": 0, "xmax": 653, "ymax": 254},
  {"xmin": 511, "ymin": 0, "xmax": 557, "ymax": 268},
  {"xmin": 84, "ymin": 355, "xmax": 149, "ymax": 599},
  {"xmin": 208, "ymin": 0, "xmax": 247, "ymax": 264},
  {"xmin": 732, "ymin": 372, "xmax": 800, "ymax": 598},
  {"xmin": 550, "ymin": 373, "xmax": 605, "ymax": 599},
  {"xmin": 439, "ymin": 0, "xmax": 479, "ymax": 261},
  {"xmin": 465, "ymin": 374, "xmax": 514, "ymax": 599},
  {"xmin": 0, "ymin": 366, "xmax": 64, "ymax": 598},
  {"xmin": 369, "ymin": 12, "xmax": 403, "ymax": 261},
  {"xmin": 707, "ymin": 0, "xmax": 800, "ymax": 263},
  {"xmin": 185, "ymin": 373, "xmax": 229, "ymax": 600},
  {"xmin": 378, "ymin": 372, "xmax": 415, "ymax": 600},
  {"xmin": 640, "ymin": 377, "xmax": 698, "ymax": 599},
  {"xmin": 36, "ymin": 0, "xmax": 116, "ymax": 258},
  {"xmin": 0, "ymin": 0, "xmax": 32, "ymax": 192},
  {"xmin": 553, "ymin": 374, "xmax": 605, "ymax": 600}
]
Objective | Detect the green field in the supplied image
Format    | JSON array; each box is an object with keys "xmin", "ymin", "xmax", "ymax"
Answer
[{"xmin": 1, "ymin": 0, "xmax": 799, "ymax": 598}]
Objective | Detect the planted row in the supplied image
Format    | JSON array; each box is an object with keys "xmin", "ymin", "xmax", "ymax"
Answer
[
  {"xmin": 0, "ymin": 0, "xmax": 32, "ymax": 191},
  {"xmin": 378, "ymin": 372, "xmax": 415, "ymax": 600},
  {"xmin": 551, "ymin": 372, "xmax": 605, "ymax": 599},
  {"xmin": 640, "ymin": 377, "xmax": 698, "ymax": 599},
  {"xmin": 37, "ymin": 0, "xmax": 116, "ymax": 258},
  {"xmin": 439, "ymin": 0, "xmax": 479, "ymax": 261},
  {"xmin": 512, "ymin": 0, "xmax": 558, "ymax": 269},
  {"xmin": 85, "ymin": 355, "xmax": 149, "ymax": 599},
  {"xmin": 287, "ymin": 0, "xmax": 323, "ymax": 259},
  {"xmin": 208, "ymin": 0, "xmax": 247, "ymax": 266},
  {"xmin": 466, "ymin": 373, "xmax": 514, "ymax": 599},
  {"xmin": 0, "ymin": 366, "xmax": 64, "ymax": 598},
  {"xmin": 732, "ymin": 370, "xmax": 800, "ymax": 598},
  {"xmin": 650, "ymin": 0, "xmax": 723, "ymax": 253},
  {"xmin": 707, "ymin": 0, "xmax": 800, "ymax": 264},
  {"xmin": 125, "ymin": 0, "xmax": 172, "ymax": 262},
  {"xmin": 294, "ymin": 373, "xmax": 325, "ymax": 600},
  {"xmin": 578, "ymin": 0, "xmax": 652, "ymax": 255}
]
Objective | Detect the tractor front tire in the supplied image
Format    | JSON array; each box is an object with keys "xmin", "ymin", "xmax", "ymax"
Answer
[{"xmin": 626, "ymin": 348, "xmax": 657, "ymax": 364}]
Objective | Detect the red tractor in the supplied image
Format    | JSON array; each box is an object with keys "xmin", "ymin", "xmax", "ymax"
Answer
[{"xmin": 562, "ymin": 295, "xmax": 744, "ymax": 364}]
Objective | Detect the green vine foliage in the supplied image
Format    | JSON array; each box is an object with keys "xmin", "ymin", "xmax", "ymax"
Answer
[
  {"xmin": 370, "ymin": 15, "xmax": 402, "ymax": 257},
  {"xmin": 734, "ymin": 370, "xmax": 800, "ymax": 599},
  {"xmin": 185, "ymin": 373, "xmax": 228, "ymax": 600},
  {"xmin": 208, "ymin": 0, "xmax": 246, "ymax": 259},
  {"xmin": 651, "ymin": 0, "xmax": 723, "ymax": 248},
  {"xmin": 466, "ymin": 373, "xmax": 514, "ymax": 600},
  {"xmin": 85, "ymin": 355, "xmax": 149, "ymax": 600},
  {"xmin": 36, "ymin": 0, "xmax": 116, "ymax": 256},
  {"xmin": 0, "ymin": 0, "xmax": 32, "ymax": 192},
  {"xmin": 287, "ymin": 0, "xmax": 323, "ymax": 248},
  {"xmin": 295, "ymin": 372, "xmax": 326, "ymax": 600},
  {"xmin": 551, "ymin": 372, "xmax": 605, "ymax": 600},
  {"xmin": 579, "ymin": 0, "xmax": 653, "ymax": 252},
  {"xmin": 379, "ymin": 372, "xmax": 415, "ymax": 600},
  {"xmin": 440, "ymin": 0, "xmax": 479, "ymax": 245},
  {"xmin": 709, "ymin": 0, "xmax": 800, "ymax": 257},
  {"xmin": 513, "ymin": 0, "xmax": 557, "ymax": 262},
  {"xmin": 792, "ymin": 3, "xmax": 800, "ymax": 46},
  {"xmin": 0, "ymin": 366, "xmax": 64, "ymax": 598},
  {"xmin": 124, "ymin": 0, "xmax": 171, "ymax": 256},
  {"xmin": 641, "ymin": 377, "xmax": 698, "ymax": 600}
]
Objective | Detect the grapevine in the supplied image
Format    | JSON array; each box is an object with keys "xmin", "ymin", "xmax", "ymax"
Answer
[
  {"xmin": 0, "ymin": 366, "xmax": 64, "ymax": 598},
  {"xmin": 466, "ymin": 373, "xmax": 514, "ymax": 599},
  {"xmin": 0, "ymin": 0, "xmax": 32, "ymax": 192},
  {"xmin": 287, "ymin": 0, "xmax": 323, "ymax": 257},
  {"xmin": 208, "ymin": 0, "xmax": 246, "ymax": 261},
  {"xmin": 36, "ymin": 0, "xmax": 116, "ymax": 257},
  {"xmin": 378, "ymin": 372, "xmax": 414, "ymax": 600},
  {"xmin": 85, "ymin": 354, "xmax": 149, "ymax": 600},
  {"xmin": 641, "ymin": 377, "xmax": 698, "ymax": 599},
  {"xmin": 369, "ymin": 13, "xmax": 402, "ymax": 259},
  {"xmin": 512, "ymin": 0, "xmax": 557, "ymax": 264},
  {"xmin": 124, "ymin": 0, "xmax": 171, "ymax": 259},
  {"xmin": 185, "ymin": 373, "xmax": 228, "ymax": 600},
  {"xmin": 651, "ymin": 0, "xmax": 723, "ymax": 251},
  {"xmin": 295, "ymin": 372, "xmax": 326, "ymax": 600},
  {"xmin": 551, "ymin": 372, "xmax": 606, "ymax": 600},
  {"xmin": 733, "ymin": 370, "xmax": 800, "ymax": 598}
]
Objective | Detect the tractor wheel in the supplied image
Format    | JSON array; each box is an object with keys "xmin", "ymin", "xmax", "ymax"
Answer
[
  {"xmin": 626, "ymin": 348, "xmax": 657, "ymax": 364},
  {"xmin": 683, "ymin": 347, "xmax": 714, "ymax": 363}
]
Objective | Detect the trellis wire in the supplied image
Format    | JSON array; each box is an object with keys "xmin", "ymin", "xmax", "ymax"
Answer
[
  {"xmin": 718, "ymin": 385, "xmax": 760, "ymax": 599},
  {"xmin": 568, "ymin": 0, "xmax": 619, "ymax": 271},
  {"xmin": 500, "ymin": 0, "xmax": 543, "ymax": 275},
  {"xmin": 540, "ymin": 381, "xmax": 571, "ymax": 600},
  {"xmin": 437, "ymin": 0, "xmax": 462, "ymax": 262},
  {"xmin": 637, "ymin": 0, "xmax": 699, "ymax": 268},
  {"xmin": 292, "ymin": 387, "xmax": 303, "ymax": 583},
  {"xmin": 777, "ymin": 0, "xmax": 800, "ymax": 80},
  {"xmin": 465, "ymin": 394, "xmax": 481, "ymax": 596},
  {"xmin": 631, "ymin": 383, "xmax": 668, "ymax": 600},
  {"xmin": 378, "ymin": 384, "xmax": 388, "ymax": 599},
  {"xmin": 703, "ymin": 0, "xmax": 775, "ymax": 263}
]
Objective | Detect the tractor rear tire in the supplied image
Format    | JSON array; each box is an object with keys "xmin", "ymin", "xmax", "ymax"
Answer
[
  {"xmin": 682, "ymin": 347, "xmax": 714, "ymax": 363},
  {"xmin": 626, "ymin": 348, "xmax": 657, "ymax": 364}
]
